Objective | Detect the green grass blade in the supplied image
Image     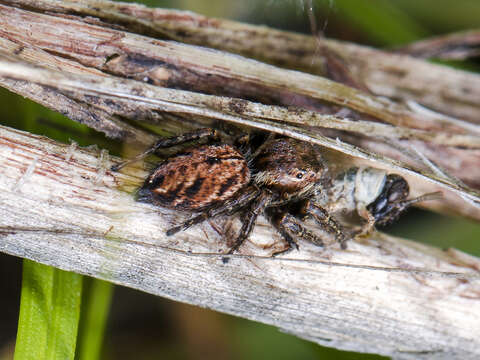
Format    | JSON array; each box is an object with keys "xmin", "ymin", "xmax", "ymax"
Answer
[
  {"xmin": 77, "ymin": 279, "xmax": 114, "ymax": 360},
  {"xmin": 322, "ymin": 0, "xmax": 430, "ymax": 45},
  {"xmin": 14, "ymin": 260, "xmax": 83, "ymax": 360}
]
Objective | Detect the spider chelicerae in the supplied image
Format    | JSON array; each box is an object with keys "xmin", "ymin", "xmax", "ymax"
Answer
[{"xmin": 111, "ymin": 128, "xmax": 438, "ymax": 255}]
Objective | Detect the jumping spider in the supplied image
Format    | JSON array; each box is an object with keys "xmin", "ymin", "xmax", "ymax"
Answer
[
  {"xmin": 112, "ymin": 128, "xmax": 439, "ymax": 254},
  {"xmin": 112, "ymin": 128, "xmax": 345, "ymax": 255}
]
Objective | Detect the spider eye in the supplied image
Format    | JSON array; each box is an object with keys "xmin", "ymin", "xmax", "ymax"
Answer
[{"xmin": 296, "ymin": 172, "xmax": 304, "ymax": 179}]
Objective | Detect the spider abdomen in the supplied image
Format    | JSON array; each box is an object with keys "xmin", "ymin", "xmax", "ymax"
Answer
[{"xmin": 137, "ymin": 144, "xmax": 250, "ymax": 210}]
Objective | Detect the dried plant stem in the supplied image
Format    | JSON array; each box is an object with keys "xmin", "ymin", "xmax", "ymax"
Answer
[
  {"xmin": 1, "ymin": 2, "xmax": 480, "ymax": 358},
  {"xmin": 1, "ymin": 59, "xmax": 478, "ymax": 222},
  {"xmin": 4, "ymin": 0, "xmax": 478, "ymax": 123},
  {"xmin": 0, "ymin": 2, "xmax": 476, "ymax": 134},
  {"xmin": 1, "ymin": 125, "xmax": 480, "ymax": 359},
  {"xmin": 0, "ymin": 2, "xmax": 479, "ymax": 218}
]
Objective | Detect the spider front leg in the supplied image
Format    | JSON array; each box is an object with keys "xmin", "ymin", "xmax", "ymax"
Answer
[
  {"xmin": 268, "ymin": 209, "xmax": 326, "ymax": 256},
  {"xmin": 111, "ymin": 128, "xmax": 220, "ymax": 171},
  {"xmin": 301, "ymin": 200, "xmax": 347, "ymax": 249}
]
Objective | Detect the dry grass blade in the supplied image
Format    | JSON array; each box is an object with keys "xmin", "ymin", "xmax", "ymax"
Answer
[
  {"xmin": 0, "ymin": 2, "xmax": 479, "ymax": 190},
  {"xmin": 0, "ymin": 58, "xmax": 479, "ymax": 221},
  {"xmin": 1, "ymin": 1, "xmax": 480, "ymax": 358},
  {"xmin": 1, "ymin": 125, "xmax": 480, "ymax": 359},
  {"xmin": 0, "ymin": 2, "xmax": 476, "ymax": 134},
  {"xmin": 5, "ymin": 0, "xmax": 479, "ymax": 123},
  {"xmin": 396, "ymin": 29, "xmax": 480, "ymax": 60}
]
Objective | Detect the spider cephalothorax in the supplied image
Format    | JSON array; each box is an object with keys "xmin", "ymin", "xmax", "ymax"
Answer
[
  {"xmin": 112, "ymin": 128, "xmax": 345, "ymax": 254},
  {"xmin": 252, "ymin": 138, "xmax": 325, "ymax": 200}
]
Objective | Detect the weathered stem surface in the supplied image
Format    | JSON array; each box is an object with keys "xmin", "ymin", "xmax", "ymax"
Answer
[
  {"xmin": 1, "ymin": 1, "xmax": 480, "ymax": 358},
  {"xmin": 4, "ymin": 0, "xmax": 480, "ymax": 123},
  {"xmin": 0, "ymin": 1, "xmax": 480, "ymax": 218},
  {"xmin": 1, "ymin": 125, "xmax": 479, "ymax": 359}
]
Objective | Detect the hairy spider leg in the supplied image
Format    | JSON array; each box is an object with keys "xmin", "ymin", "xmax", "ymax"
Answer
[
  {"xmin": 269, "ymin": 211, "xmax": 325, "ymax": 256},
  {"xmin": 302, "ymin": 200, "xmax": 347, "ymax": 249},
  {"xmin": 166, "ymin": 187, "xmax": 260, "ymax": 236},
  {"xmin": 270, "ymin": 231, "xmax": 297, "ymax": 257},
  {"xmin": 111, "ymin": 128, "xmax": 220, "ymax": 171},
  {"xmin": 228, "ymin": 191, "xmax": 271, "ymax": 254},
  {"xmin": 248, "ymin": 132, "xmax": 276, "ymax": 161}
]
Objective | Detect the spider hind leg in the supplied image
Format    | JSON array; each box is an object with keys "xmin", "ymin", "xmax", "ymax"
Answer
[
  {"xmin": 111, "ymin": 128, "xmax": 220, "ymax": 171},
  {"xmin": 227, "ymin": 191, "xmax": 270, "ymax": 254},
  {"xmin": 166, "ymin": 187, "xmax": 259, "ymax": 236}
]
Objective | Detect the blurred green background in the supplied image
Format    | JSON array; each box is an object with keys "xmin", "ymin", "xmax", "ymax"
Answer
[{"xmin": 1, "ymin": 1, "xmax": 479, "ymax": 359}]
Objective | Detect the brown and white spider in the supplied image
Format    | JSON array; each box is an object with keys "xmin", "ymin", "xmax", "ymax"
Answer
[
  {"xmin": 111, "ymin": 128, "xmax": 436, "ymax": 254},
  {"xmin": 111, "ymin": 128, "xmax": 346, "ymax": 255}
]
